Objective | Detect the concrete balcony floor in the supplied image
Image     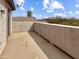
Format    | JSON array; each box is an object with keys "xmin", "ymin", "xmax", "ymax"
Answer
[{"xmin": 0, "ymin": 32, "xmax": 71, "ymax": 59}]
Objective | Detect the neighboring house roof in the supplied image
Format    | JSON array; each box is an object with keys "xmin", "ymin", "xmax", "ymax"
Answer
[{"xmin": 6, "ymin": 0, "xmax": 15, "ymax": 10}]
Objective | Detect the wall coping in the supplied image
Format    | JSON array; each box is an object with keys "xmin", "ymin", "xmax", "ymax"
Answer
[{"xmin": 35, "ymin": 22, "xmax": 79, "ymax": 29}]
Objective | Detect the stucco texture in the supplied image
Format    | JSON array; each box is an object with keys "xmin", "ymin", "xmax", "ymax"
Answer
[
  {"xmin": 12, "ymin": 22, "xmax": 34, "ymax": 32},
  {"xmin": 0, "ymin": 0, "xmax": 8, "ymax": 55},
  {"xmin": 34, "ymin": 22, "xmax": 79, "ymax": 59}
]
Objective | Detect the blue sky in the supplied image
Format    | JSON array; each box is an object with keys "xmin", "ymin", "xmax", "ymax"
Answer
[{"xmin": 12, "ymin": 0, "xmax": 79, "ymax": 19}]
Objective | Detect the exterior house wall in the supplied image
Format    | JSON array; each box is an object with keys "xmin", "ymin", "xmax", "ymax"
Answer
[
  {"xmin": 0, "ymin": 0, "xmax": 11, "ymax": 55},
  {"xmin": 9, "ymin": 12, "xmax": 12, "ymax": 34},
  {"xmin": 7, "ymin": 11, "xmax": 12, "ymax": 35}
]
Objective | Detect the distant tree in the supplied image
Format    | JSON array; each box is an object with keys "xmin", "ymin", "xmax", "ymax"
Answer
[{"xmin": 27, "ymin": 10, "xmax": 32, "ymax": 17}]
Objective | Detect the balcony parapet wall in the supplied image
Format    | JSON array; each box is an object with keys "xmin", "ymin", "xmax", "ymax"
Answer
[
  {"xmin": 34, "ymin": 22, "xmax": 79, "ymax": 59},
  {"xmin": 12, "ymin": 22, "xmax": 34, "ymax": 32},
  {"xmin": 12, "ymin": 21, "xmax": 79, "ymax": 59}
]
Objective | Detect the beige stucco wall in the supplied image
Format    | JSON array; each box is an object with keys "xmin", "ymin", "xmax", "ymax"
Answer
[
  {"xmin": 34, "ymin": 22, "xmax": 79, "ymax": 59},
  {"xmin": 12, "ymin": 17, "xmax": 37, "ymax": 22},
  {"xmin": 0, "ymin": 0, "xmax": 8, "ymax": 55},
  {"xmin": 12, "ymin": 20, "xmax": 79, "ymax": 58},
  {"xmin": 12, "ymin": 22, "xmax": 34, "ymax": 32}
]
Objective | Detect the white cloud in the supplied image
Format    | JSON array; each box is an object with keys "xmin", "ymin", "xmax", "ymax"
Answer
[
  {"xmin": 36, "ymin": 15, "xmax": 42, "ymax": 19},
  {"xmin": 44, "ymin": 16, "xmax": 48, "ymax": 18},
  {"xmin": 15, "ymin": 0, "xmax": 25, "ymax": 6},
  {"xmin": 43, "ymin": 0, "xmax": 49, "ymax": 9},
  {"xmin": 69, "ymin": 11, "xmax": 73, "ymax": 15},
  {"xmin": 38, "ymin": 15, "xmax": 42, "ymax": 19},
  {"xmin": 50, "ymin": 1, "xmax": 65, "ymax": 10},
  {"xmin": 42, "ymin": 0, "xmax": 65, "ymax": 13},
  {"xmin": 75, "ymin": 0, "xmax": 79, "ymax": 8},
  {"xmin": 46, "ymin": 9, "xmax": 54, "ymax": 13},
  {"xmin": 39, "ymin": 15, "xmax": 42, "ymax": 17},
  {"xmin": 75, "ymin": 11, "xmax": 79, "ymax": 14},
  {"xmin": 15, "ymin": 0, "xmax": 25, "ymax": 11},
  {"xmin": 54, "ymin": 13, "xmax": 67, "ymax": 17},
  {"xmin": 20, "ymin": 7, "xmax": 25, "ymax": 11},
  {"xmin": 75, "ymin": 4, "xmax": 79, "ymax": 8},
  {"xmin": 30, "ymin": 7, "xmax": 34, "ymax": 11},
  {"xmin": 33, "ymin": 14, "xmax": 36, "ymax": 17}
]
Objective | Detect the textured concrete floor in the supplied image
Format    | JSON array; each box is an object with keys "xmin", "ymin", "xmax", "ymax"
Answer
[{"xmin": 0, "ymin": 32, "xmax": 71, "ymax": 59}]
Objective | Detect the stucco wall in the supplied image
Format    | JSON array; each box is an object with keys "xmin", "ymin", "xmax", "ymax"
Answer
[
  {"xmin": 0, "ymin": 0, "xmax": 8, "ymax": 55},
  {"xmin": 12, "ymin": 22, "xmax": 34, "ymax": 32},
  {"xmin": 12, "ymin": 17, "xmax": 37, "ymax": 22},
  {"xmin": 12, "ymin": 20, "xmax": 79, "ymax": 58},
  {"xmin": 34, "ymin": 22, "xmax": 79, "ymax": 59}
]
